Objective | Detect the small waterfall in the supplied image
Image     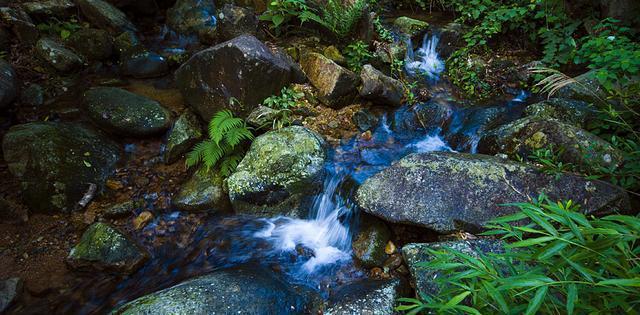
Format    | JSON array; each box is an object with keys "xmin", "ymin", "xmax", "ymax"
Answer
[{"xmin": 405, "ymin": 33, "xmax": 445, "ymax": 80}]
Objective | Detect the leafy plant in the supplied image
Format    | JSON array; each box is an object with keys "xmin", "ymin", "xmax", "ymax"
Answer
[
  {"xmin": 398, "ymin": 195, "xmax": 640, "ymax": 314},
  {"xmin": 343, "ymin": 40, "xmax": 373, "ymax": 72},
  {"xmin": 37, "ymin": 17, "xmax": 83, "ymax": 40},
  {"xmin": 373, "ymin": 16, "xmax": 394, "ymax": 42},
  {"xmin": 528, "ymin": 145, "xmax": 574, "ymax": 179},
  {"xmin": 186, "ymin": 109, "xmax": 254, "ymax": 177},
  {"xmin": 259, "ymin": 0, "xmax": 310, "ymax": 34},
  {"xmin": 262, "ymin": 86, "xmax": 304, "ymax": 110},
  {"xmin": 300, "ymin": 0, "xmax": 367, "ymax": 39}
]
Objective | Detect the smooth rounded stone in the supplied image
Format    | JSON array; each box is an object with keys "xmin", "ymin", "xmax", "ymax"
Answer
[
  {"xmin": 2, "ymin": 122, "xmax": 120, "ymax": 212},
  {"xmin": 111, "ymin": 266, "xmax": 318, "ymax": 314},
  {"xmin": 21, "ymin": 0, "xmax": 76, "ymax": 20},
  {"xmin": 120, "ymin": 51, "xmax": 169, "ymax": 79},
  {"xmin": 0, "ymin": 277, "xmax": 22, "ymax": 313},
  {"xmin": 478, "ymin": 117, "xmax": 622, "ymax": 170},
  {"xmin": 352, "ymin": 214, "xmax": 391, "ymax": 268},
  {"xmin": 523, "ymin": 98, "xmax": 595, "ymax": 128},
  {"xmin": 76, "ymin": 0, "xmax": 137, "ymax": 33},
  {"xmin": 67, "ymin": 222, "xmax": 148, "ymax": 273},
  {"xmin": 300, "ymin": 52, "xmax": 359, "ymax": 109},
  {"xmin": 166, "ymin": 0, "xmax": 217, "ymax": 44},
  {"xmin": 355, "ymin": 152, "xmax": 630, "ymax": 233},
  {"xmin": 359, "ymin": 64, "xmax": 403, "ymax": 107},
  {"xmin": 84, "ymin": 87, "xmax": 172, "ymax": 136},
  {"xmin": 35, "ymin": 37, "xmax": 83, "ymax": 73},
  {"xmin": 19, "ymin": 83, "xmax": 44, "ymax": 107},
  {"xmin": 173, "ymin": 167, "xmax": 231, "ymax": 213},
  {"xmin": 227, "ymin": 126, "xmax": 326, "ymax": 218},
  {"xmin": 393, "ymin": 16, "xmax": 429, "ymax": 38},
  {"xmin": 217, "ymin": 4, "xmax": 258, "ymax": 41},
  {"xmin": 175, "ymin": 34, "xmax": 297, "ymax": 121},
  {"xmin": 164, "ymin": 111, "xmax": 203, "ymax": 164},
  {"xmin": 0, "ymin": 7, "xmax": 39, "ymax": 43},
  {"xmin": 402, "ymin": 240, "xmax": 503, "ymax": 297},
  {"xmin": 0, "ymin": 59, "xmax": 17, "ymax": 109},
  {"xmin": 67, "ymin": 28, "xmax": 114, "ymax": 61},
  {"xmin": 352, "ymin": 108, "xmax": 379, "ymax": 132},
  {"xmin": 325, "ymin": 279, "xmax": 402, "ymax": 315}
]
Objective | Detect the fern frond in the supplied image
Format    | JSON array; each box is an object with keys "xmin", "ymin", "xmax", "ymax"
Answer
[
  {"xmin": 531, "ymin": 67, "xmax": 578, "ymax": 98},
  {"xmin": 209, "ymin": 110, "xmax": 243, "ymax": 144},
  {"xmin": 225, "ymin": 126, "xmax": 254, "ymax": 147},
  {"xmin": 201, "ymin": 140, "xmax": 225, "ymax": 170},
  {"xmin": 220, "ymin": 153, "xmax": 243, "ymax": 177},
  {"xmin": 185, "ymin": 141, "xmax": 209, "ymax": 168}
]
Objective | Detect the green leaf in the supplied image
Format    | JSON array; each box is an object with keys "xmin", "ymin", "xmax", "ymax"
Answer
[
  {"xmin": 507, "ymin": 236, "xmax": 556, "ymax": 248},
  {"xmin": 598, "ymin": 278, "xmax": 640, "ymax": 287},
  {"xmin": 83, "ymin": 160, "xmax": 92, "ymax": 167},
  {"xmin": 567, "ymin": 284, "xmax": 577, "ymax": 315},
  {"xmin": 444, "ymin": 291, "xmax": 471, "ymax": 308},
  {"xmin": 525, "ymin": 286, "xmax": 548, "ymax": 315},
  {"xmin": 482, "ymin": 282, "xmax": 509, "ymax": 313}
]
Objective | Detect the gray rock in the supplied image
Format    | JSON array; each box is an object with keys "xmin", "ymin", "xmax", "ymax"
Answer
[
  {"xmin": 0, "ymin": 7, "xmax": 39, "ymax": 43},
  {"xmin": 0, "ymin": 277, "xmax": 22, "ymax": 313},
  {"xmin": 167, "ymin": 0, "xmax": 217, "ymax": 44},
  {"xmin": 2, "ymin": 122, "xmax": 120, "ymax": 212},
  {"xmin": 523, "ymin": 98, "xmax": 595, "ymax": 128},
  {"xmin": 111, "ymin": 266, "xmax": 317, "ymax": 314},
  {"xmin": 103, "ymin": 200, "xmax": 139, "ymax": 218},
  {"xmin": 325, "ymin": 279, "xmax": 402, "ymax": 315},
  {"xmin": 352, "ymin": 108, "xmax": 379, "ymax": 132},
  {"xmin": 217, "ymin": 4, "xmax": 258, "ymax": 41},
  {"xmin": 359, "ymin": 64, "xmax": 404, "ymax": 107},
  {"xmin": 84, "ymin": 87, "xmax": 172, "ymax": 136},
  {"xmin": 352, "ymin": 214, "xmax": 391, "ymax": 268},
  {"xmin": 227, "ymin": 126, "xmax": 326, "ymax": 218},
  {"xmin": 175, "ymin": 34, "xmax": 297, "ymax": 121},
  {"xmin": 173, "ymin": 167, "xmax": 230, "ymax": 213},
  {"xmin": 67, "ymin": 222, "xmax": 148, "ymax": 273},
  {"xmin": 300, "ymin": 52, "xmax": 359, "ymax": 108},
  {"xmin": 402, "ymin": 240, "xmax": 503, "ymax": 297},
  {"xmin": 355, "ymin": 152, "xmax": 629, "ymax": 233},
  {"xmin": 21, "ymin": 0, "xmax": 76, "ymax": 20},
  {"xmin": 0, "ymin": 59, "xmax": 17, "ymax": 109},
  {"xmin": 121, "ymin": 51, "xmax": 169, "ymax": 79},
  {"xmin": 19, "ymin": 83, "xmax": 44, "ymax": 107},
  {"xmin": 35, "ymin": 37, "xmax": 83, "ymax": 73},
  {"xmin": 76, "ymin": 0, "xmax": 137, "ymax": 33},
  {"xmin": 165, "ymin": 111, "xmax": 203, "ymax": 164},
  {"xmin": 556, "ymin": 71, "xmax": 607, "ymax": 105},
  {"xmin": 67, "ymin": 28, "xmax": 114, "ymax": 61}
]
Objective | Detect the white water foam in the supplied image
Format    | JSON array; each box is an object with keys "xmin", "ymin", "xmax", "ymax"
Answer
[
  {"xmin": 411, "ymin": 134, "xmax": 453, "ymax": 153},
  {"xmin": 405, "ymin": 34, "xmax": 445, "ymax": 80}
]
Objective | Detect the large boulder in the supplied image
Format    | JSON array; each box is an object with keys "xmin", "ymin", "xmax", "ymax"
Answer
[
  {"xmin": 300, "ymin": 52, "xmax": 359, "ymax": 108},
  {"xmin": 352, "ymin": 214, "xmax": 391, "ymax": 268},
  {"xmin": 111, "ymin": 266, "xmax": 317, "ymax": 314},
  {"xmin": 164, "ymin": 111, "xmax": 203, "ymax": 164},
  {"xmin": 76, "ymin": 0, "xmax": 137, "ymax": 33},
  {"xmin": 325, "ymin": 279, "xmax": 402, "ymax": 315},
  {"xmin": 2, "ymin": 122, "xmax": 120, "ymax": 212},
  {"xmin": 35, "ymin": 37, "xmax": 84, "ymax": 73},
  {"xmin": 355, "ymin": 152, "xmax": 629, "ymax": 233},
  {"xmin": 175, "ymin": 35, "xmax": 297, "ymax": 121},
  {"xmin": 0, "ymin": 59, "xmax": 17, "ymax": 109},
  {"xmin": 359, "ymin": 64, "xmax": 404, "ymax": 107},
  {"xmin": 227, "ymin": 126, "xmax": 326, "ymax": 218},
  {"xmin": 166, "ymin": 0, "xmax": 217, "ymax": 44},
  {"xmin": 217, "ymin": 4, "xmax": 259, "ymax": 41},
  {"xmin": 67, "ymin": 222, "xmax": 148, "ymax": 273},
  {"xmin": 84, "ymin": 87, "xmax": 172, "ymax": 137},
  {"xmin": 173, "ymin": 167, "xmax": 230, "ymax": 212}
]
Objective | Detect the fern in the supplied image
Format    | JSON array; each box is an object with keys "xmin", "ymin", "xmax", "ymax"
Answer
[{"xmin": 300, "ymin": 0, "xmax": 366, "ymax": 38}]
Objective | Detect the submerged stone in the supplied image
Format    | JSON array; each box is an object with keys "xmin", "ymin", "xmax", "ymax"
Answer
[
  {"xmin": 325, "ymin": 279, "xmax": 402, "ymax": 315},
  {"xmin": 35, "ymin": 37, "xmax": 83, "ymax": 73},
  {"xmin": 173, "ymin": 167, "xmax": 230, "ymax": 213},
  {"xmin": 300, "ymin": 52, "xmax": 359, "ymax": 108},
  {"xmin": 352, "ymin": 214, "xmax": 391, "ymax": 268},
  {"xmin": 164, "ymin": 111, "xmax": 203, "ymax": 164}
]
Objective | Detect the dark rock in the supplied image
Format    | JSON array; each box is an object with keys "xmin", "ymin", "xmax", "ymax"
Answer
[
  {"xmin": 227, "ymin": 126, "xmax": 326, "ymax": 218},
  {"xmin": 67, "ymin": 28, "xmax": 114, "ymax": 61},
  {"xmin": 121, "ymin": 51, "xmax": 169, "ymax": 78},
  {"xmin": 76, "ymin": 0, "xmax": 137, "ymax": 33},
  {"xmin": 106, "ymin": 0, "xmax": 158, "ymax": 16},
  {"xmin": 352, "ymin": 108, "xmax": 379, "ymax": 132},
  {"xmin": 556, "ymin": 71, "xmax": 607, "ymax": 105},
  {"xmin": 19, "ymin": 83, "xmax": 44, "ymax": 107},
  {"xmin": 0, "ymin": 277, "xmax": 22, "ymax": 313},
  {"xmin": 111, "ymin": 266, "xmax": 317, "ymax": 314},
  {"xmin": 113, "ymin": 31, "xmax": 139, "ymax": 57},
  {"xmin": 391, "ymin": 100, "xmax": 454, "ymax": 137},
  {"xmin": 0, "ymin": 7, "xmax": 39, "ymax": 43},
  {"xmin": 21, "ymin": 0, "xmax": 76, "ymax": 20},
  {"xmin": 103, "ymin": 200, "xmax": 138, "ymax": 218},
  {"xmin": 167, "ymin": 0, "xmax": 217, "ymax": 44},
  {"xmin": 2, "ymin": 122, "xmax": 120, "ymax": 212},
  {"xmin": 325, "ymin": 279, "xmax": 402, "ymax": 315},
  {"xmin": 0, "ymin": 26, "xmax": 10, "ymax": 47},
  {"xmin": 173, "ymin": 167, "xmax": 231, "ymax": 212},
  {"xmin": 446, "ymin": 106, "xmax": 506, "ymax": 151},
  {"xmin": 246, "ymin": 105, "xmax": 283, "ymax": 129},
  {"xmin": 355, "ymin": 152, "xmax": 630, "ymax": 233},
  {"xmin": 217, "ymin": 4, "xmax": 258, "ymax": 41},
  {"xmin": 300, "ymin": 52, "xmax": 359, "ymax": 108},
  {"xmin": 165, "ymin": 111, "xmax": 203, "ymax": 164},
  {"xmin": 35, "ymin": 38, "xmax": 84, "ymax": 73},
  {"xmin": 0, "ymin": 59, "xmax": 17, "ymax": 109},
  {"xmin": 352, "ymin": 214, "xmax": 391, "ymax": 268},
  {"xmin": 436, "ymin": 22, "xmax": 465, "ymax": 58},
  {"xmin": 175, "ymin": 34, "xmax": 296, "ymax": 121},
  {"xmin": 523, "ymin": 98, "xmax": 595, "ymax": 128},
  {"xmin": 67, "ymin": 222, "xmax": 148, "ymax": 273},
  {"xmin": 359, "ymin": 64, "xmax": 403, "ymax": 107},
  {"xmin": 84, "ymin": 87, "xmax": 172, "ymax": 136}
]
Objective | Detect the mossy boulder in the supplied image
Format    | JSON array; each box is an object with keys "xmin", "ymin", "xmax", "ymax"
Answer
[
  {"xmin": 393, "ymin": 16, "xmax": 428, "ymax": 38},
  {"xmin": 227, "ymin": 126, "xmax": 326, "ymax": 218},
  {"xmin": 111, "ymin": 266, "xmax": 317, "ymax": 314},
  {"xmin": 166, "ymin": 0, "xmax": 217, "ymax": 44},
  {"xmin": 173, "ymin": 167, "xmax": 231, "ymax": 212},
  {"xmin": 359, "ymin": 64, "xmax": 404, "ymax": 107},
  {"xmin": 355, "ymin": 152, "xmax": 629, "ymax": 233},
  {"xmin": 352, "ymin": 214, "xmax": 391, "ymax": 268},
  {"xmin": 67, "ymin": 222, "xmax": 147, "ymax": 273},
  {"xmin": 76, "ymin": 0, "xmax": 137, "ymax": 33},
  {"xmin": 325, "ymin": 279, "xmax": 402, "ymax": 315},
  {"xmin": 35, "ymin": 37, "xmax": 83, "ymax": 73},
  {"xmin": 300, "ymin": 52, "xmax": 359, "ymax": 108},
  {"xmin": 0, "ymin": 59, "xmax": 17, "ymax": 109},
  {"xmin": 523, "ymin": 98, "xmax": 595, "ymax": 128},
  {"xmin": 2, "ymin": 122, "xmax": 120, "ymax": 212},
  {"xmin": 164, "ymin": 111, "xmax": 203, "ymax": 164},
  {"xmin": 84, "ymin": 87, "xmax": 172, "ymax": 137},
  {"xmin": 67, "ymin": 28, "xmax": 114, "ymax": 61}
]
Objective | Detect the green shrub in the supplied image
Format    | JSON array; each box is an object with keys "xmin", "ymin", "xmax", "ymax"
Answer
[
  {"xmin": 398, "ymin": 195, "xmax": 640, "ymax": 314},
  {"xmin": 262, "ymin": 86, "xmax": 304, "ymax": 110},
  {"xmin": 37, "ymin": 17, "xmax": 83, "ymax": 40},
  {"xmin": 343, "ymin": 40, "xmax": 373, "ymax": 72}
]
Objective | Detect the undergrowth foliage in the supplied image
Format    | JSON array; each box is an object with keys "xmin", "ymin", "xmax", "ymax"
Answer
[{"xmin": 398, "ymin": 195, "xmax": 640, "ymax": 314}]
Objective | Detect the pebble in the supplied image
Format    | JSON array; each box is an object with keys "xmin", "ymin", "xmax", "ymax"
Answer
[{"xmin": 133, "ymin": 211, "xmax": 153, "ymax": 230}]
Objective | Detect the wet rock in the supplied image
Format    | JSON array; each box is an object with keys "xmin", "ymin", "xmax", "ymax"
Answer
[
  {"xmin": 217, "ymin": 4, "xmax": 258, "ymax": 41},
  {"xmin": 352, "ymin": 214, "xmax": 391, "ymax": 268},
  {"xmin": 227, "ymin": 126, "xmax": 326, "ymax": 218},
  {"xmin": 436, "ymin": 22, "xmax": 465, "ymax": 58},
  {"xmin": 121, "ymin": 51, "xmax": 169, "ymax": 78},
  {"xmin": 111, "ymin": 266, "xmax": 317, "ymax": 314},
  {"xmin": 76, "ymin": 0, "xmax": 137, "ymax": 33},
  {"xmin": 2, "ymin": 122, "xmax": 120, "ymax": 212},
  {"xmin": 0, "ymin": 59, "xmax": 17, "ymax": 109},
  {"xmin": 355, "ymin": 152, "xmax": 630, "ymax": 233},
  {"xmin": 21, "ymin": 0, "xmax": 76, "ymax": 20},
  {"xmin": 175, "ymin": 34, "xmax": 296, "ymax": 121},
  {"xmin": 19, "ymin": 83, "xmax": 44, "ymax": 107},
  {"xmin": 103, "ymin": 200, "xmax": 138, "ymax": 218},
  {"xmin": 359, "ymin": 64, "xmax": 403, "ymax": 107},
  {"xmin": 556, "ymin": 71, "xmax": 607, "ymax": 105},
  {"xmin": 165, "ymin": 111, "xmax": 203, "ymax": 164},
  {"xmin": 325, "ymin": 279, "xmax": 402, "ymax": 315},
  {"xmin": 67, "ymin": 28, "xmax": 114, "ymax": 61},
  {"xmin": 523, "ymin": 98, "xmax": 595, "ymax": 128},
  {"xmin": 352, "ymin": 108, "xmax": 379, "ymax": 132},
  {"xmin": 447, "ymin": 106, "xmax": 506, "ymax": 151},
  {"xmin": 373, "ymin": 41, "xmax": 406, "ymax": 65},
  {"xmin": 67, "ymin": 222, "xmax": 148, "ymax": 273},
  {"xmin": 167, "ymin": 0, "xmax": 217, "ymax": 44},
  {"xmin": 393, "ymin": 16, "xmax": 428, "ymax": 38},
  {"xmin": 0, "ymin": 277, "xmax": 22, "ymax": 313},
  {"xmin": 300, "ymin": 52, "xmax": 359, "ymax": 108},
  {"xmin": 392, "ymin": 100, "xmax": 454, "ymax": 138},
  {"xmin": 402, "ymin": 240, "xmax": 503, "ymax": 297},
  {"xmin": 478, "ymin": 117, "xmax": 622, "ymax": 170},
  {"xmin": 35, "ymin": 37, "xmax": 84, "ymax": 73},
  {"xmin": 173, "ymin": 167, "xmax": 231, "ymax": 213},
  {"xmin": 0, "ymin": 7, "xmax": 39, "ymax": 43},
  {"xmin": 84, "ymin": 87, "xmax": 172, "ymax": 136}
]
